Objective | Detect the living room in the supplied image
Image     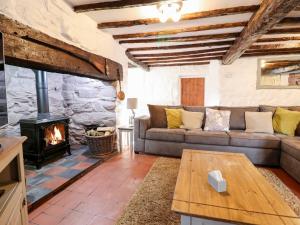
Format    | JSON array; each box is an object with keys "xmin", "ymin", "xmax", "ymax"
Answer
[{"xmin": 0, "ymin": 0, "xmax": 300, "ymax": 225}]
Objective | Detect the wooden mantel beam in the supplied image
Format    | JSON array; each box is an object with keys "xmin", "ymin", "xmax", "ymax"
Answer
[
  {"xmin": 74, "ymin": 0, "xmax": 169, "ymax": 13},
  {"xmin": 0, "ymin": 14, "xmax": 123, "ymax": 81},
  {"xmin": 98, "ymin": 5, "xmax": 259, "ymax": 29},
  {"xmin": 222, "ymin": 0, "xmax": 300, "ymax": 65}
]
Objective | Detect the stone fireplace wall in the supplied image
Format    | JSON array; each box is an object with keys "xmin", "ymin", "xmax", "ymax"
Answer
[{"xmin": 4, "ymin": 65, "xmax": 117, "ymax": 144}]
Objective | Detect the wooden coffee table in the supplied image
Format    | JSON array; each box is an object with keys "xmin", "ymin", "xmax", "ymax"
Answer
[{"xmin": 172, "ymin": 149, "xmax": 300, "ymax": 225}]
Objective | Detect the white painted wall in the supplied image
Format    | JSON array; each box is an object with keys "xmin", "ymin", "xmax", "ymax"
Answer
[
  {"xmin": 127, "ymin": 65, "xmax": 210, "ymax": 116},
  {"xmin": 128, "ymin": 56, "xmax": 300, "ymax": 117},
  {"xmin": 220, "ymin": 57, "xmax": 300, "ymax": 106}
]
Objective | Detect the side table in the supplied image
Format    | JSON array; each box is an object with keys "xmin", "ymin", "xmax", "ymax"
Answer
[{"xmin": 118, "ymin": 125, "xmax": 134, "ymax": 152}]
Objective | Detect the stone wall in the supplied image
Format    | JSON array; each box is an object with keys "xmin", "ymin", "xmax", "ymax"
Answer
[{"xmin": 4, "ymin": 65, "xmax": 117, "ymax": 144}]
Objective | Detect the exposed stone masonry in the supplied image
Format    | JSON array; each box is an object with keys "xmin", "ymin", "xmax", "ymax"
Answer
[{"xmin": 4, "ymin": 65, "xmax": 117, "ymax": 144}]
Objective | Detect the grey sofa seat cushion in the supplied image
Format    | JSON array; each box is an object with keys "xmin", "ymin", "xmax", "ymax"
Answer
[
  {"xmin": 281, "ymin": 139, "xmax": 300, "ymax": 161},
  {"xmin": 275, "ymin": 133, "xmax": 300, "ymax": 140},
  {"xmin": 228, "ymin": 131, "xmax": 281, "ymax": 149},
  {"xmin": 146, "ymin": 128, "xmax": 185, "ymax": 142},
  {"xmin": 219, "ymin": 106, "xmax": 259, "ymax": 130},
  {"xmin": 185, "ymin": 130, "xmax": 230, "ymax": 146}
]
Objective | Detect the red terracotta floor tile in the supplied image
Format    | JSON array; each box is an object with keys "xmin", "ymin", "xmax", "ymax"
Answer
[
  {"xmin": 88, "ymin": 216, "xmax": 116, "ymax": 225},
  {"xmin": 40, "ymin": 176, "xmax": 68, "ymax": 190},
  {"xmin": 43, "ymin": 204, "xmax": 72, "ymax": 221},
  {"xmin": 29, "ymin": 203, "xmax": 51, "ymax": 221},
  {"xmin": 30, "ymin": 148, "xmax": 300, "ymax": 225},
  {"xmin": 58, "ymin": 211, "xmax": 95, "ymax": 225},
  {"xmin": 32, "ymin": 212, "xmax": 62, "ymax": 225}
]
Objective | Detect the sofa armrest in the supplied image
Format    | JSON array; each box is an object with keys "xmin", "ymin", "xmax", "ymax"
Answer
[{"xmin": 134, "ymin": 116, "xmax": 151, "ymax": 139}]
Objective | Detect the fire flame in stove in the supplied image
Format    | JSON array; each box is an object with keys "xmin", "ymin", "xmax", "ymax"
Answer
[{"xmin": 50, "ymin": 126, "xmax": 63, "ymax": 145}]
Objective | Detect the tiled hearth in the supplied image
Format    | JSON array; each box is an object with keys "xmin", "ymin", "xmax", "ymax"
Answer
[{"xmin": 25, "ymin": 145, "xmax": 101, "ymax": 211}]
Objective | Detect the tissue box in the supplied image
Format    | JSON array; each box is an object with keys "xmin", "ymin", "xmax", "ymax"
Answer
[{"xmin": 208, "ymin": 170, "xmax": 227, "ymax": 193}]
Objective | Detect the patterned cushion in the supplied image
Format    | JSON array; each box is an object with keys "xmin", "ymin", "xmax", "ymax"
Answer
[{"xmin": 204, "ymin": 108, "xmax": 231, "ymax": 132}]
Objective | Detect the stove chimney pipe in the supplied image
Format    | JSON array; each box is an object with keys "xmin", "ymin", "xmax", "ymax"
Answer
[{"xmin": 34, "ymin": 70, "xmax": 49, "ymax": 118}]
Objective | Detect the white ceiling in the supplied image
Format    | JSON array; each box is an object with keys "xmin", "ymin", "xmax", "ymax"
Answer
[{"xmin": 64, "ymin": 0, "xmax": 300, "ymax": 66}]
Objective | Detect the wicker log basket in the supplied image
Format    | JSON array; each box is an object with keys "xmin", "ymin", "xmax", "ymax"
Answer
[{"xmin": 85, "ymin": 127, "xmax": 116, "ymax": 158}]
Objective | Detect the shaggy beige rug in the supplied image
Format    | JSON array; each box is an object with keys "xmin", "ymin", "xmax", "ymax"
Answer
[{"xmin": 116, "ymin": 158, "xmax": 300, "ymax": 225}]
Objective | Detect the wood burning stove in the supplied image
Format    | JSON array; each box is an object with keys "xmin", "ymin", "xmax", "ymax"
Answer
[
  {"xmin": 20, "ymin": 70, "xmax": 70, "ymax": 168},
  {"xmin": 20, "ymin": 116, "xmax": 70, "ymax": 169}
]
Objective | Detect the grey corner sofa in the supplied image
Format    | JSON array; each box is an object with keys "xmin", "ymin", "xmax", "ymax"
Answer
[{"xmin": 134, "ymin": 105, "xmax": 300, "ymax": 183}]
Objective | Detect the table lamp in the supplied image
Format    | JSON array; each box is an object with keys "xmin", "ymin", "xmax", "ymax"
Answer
[{"xmin": 127, "ymin": 98, "xmax": 137, "ymax": 126}]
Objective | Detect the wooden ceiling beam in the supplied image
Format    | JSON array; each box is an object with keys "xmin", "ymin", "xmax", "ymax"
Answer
[
  {"xmin": 74, "ymin": 0, "xmax": 168, "ymax": 13},
  {"xmin": 125, "ymin": 50, "xmax": 150, "ymax": 71},
  {"xmin": 98, "ymin": 5, "xmax": 259, "ymax": 29},
  {"xmin": 119, "ymin": 33, "xmax": 239, "ymax": 44},
  {"xmin": 138, "ymin": 52, "xmax": 226, "ymax": 61},
  {"xmin": 250, "ymin": 43, "xmax": 300, "ymax": 50},
  {"xmin": 257, "ymin": 36, "xmax": 300, "ymax": 42},
  {"xmin": 267, "ymin": 27, "xmax": 300, "ymax": 34},
  {"xmin": 243, "ymin": 51, "xmax": 300, "ymax": 57},
  {"xmin": 132, "ymin": 47, "xmax": 230, "ymax": 58},
  {"xmin": 148, "ymin": 62, "xmax": 210, "ymax": 67},
  {"xmin": 222, "ymin": 0, "xmax": 300, "ymax": 65},
  {"xmin": 113, "ymin": 21, "xmax": 247, "ymax": 39},
  {"xmin": 277, "ymin": 17, "xmax": 300, "ymax": 26},
  {"xmin": 141, "ymin": 56, "xmax": 223, "ymax": 64},
  {"xmin": 127, "ymin": 40, "xmax": 234, "ymax": 52}
]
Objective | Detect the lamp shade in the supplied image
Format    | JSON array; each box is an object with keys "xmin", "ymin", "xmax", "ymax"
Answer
[{"xmin": 127, "ymin": 98, "xmax": 138, "ymax": 109}]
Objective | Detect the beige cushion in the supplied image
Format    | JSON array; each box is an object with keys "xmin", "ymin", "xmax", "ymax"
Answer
[
  {"xmin": 204, "ymin": 108, "xmax": 231, "ymax": 132},
  {"xmin": 245, "ymin": 112, "xmax": 274, "ymax": 134},
  {"xmin": 180, "ymin": 110, "xmax": 204, "ymax": 130}
]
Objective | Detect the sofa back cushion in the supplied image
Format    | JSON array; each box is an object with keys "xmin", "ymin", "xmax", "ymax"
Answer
[
  {"xmin": 260, "ymin": 105, "xmax": 300, "ymax": 136},
  {"xmin": 219, "ymin": 106, "xmax": 259, "ymax": 130},
  {"xmin": 290, "ymin": 106, "xmax": 300, "ymax": 136},
  {"xmin": 147, "ymin": 104, "xmax": 181, "ymax": 128},
  {"xmin": 183, "ymin": 106, "xmax": 218, "ymax": 128}
]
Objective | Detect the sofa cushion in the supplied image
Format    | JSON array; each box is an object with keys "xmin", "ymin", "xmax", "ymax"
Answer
[
  {"xmin": 281, "ymin": 139, "xmax": 300, "ymax": 161},
  {"xmin": 273, "ymin": 107, "xmax": 300, "ymax": 136},
  {"xmin": 183, "ymin": 106, "xmax": 219, "ymax": 128},
  {"xmin": 228, "ymin": 131, "xmax": 281, "ymax": 149},
  {"xmin": 181, "ymin": 109, "xmax": 204, "ymax": 129},
  {"xmin": 185, "ymin": 130, "xmax": 230, "ymax": 146},
  {"xmin": 290, "ymin": 106, "xmax": 300, "ymax": 137},
  {"xmin": 148, "ymin": 104, "xmax": 181, "ymax": 128},
  {"xmin": 245, "ymin": 112, "xmax": 273, "ymax": 134},
  {"xmin": 259, "ymin": 105, "xmax": 289, "ymax": 115},
  {"xmin": 204, "ymin": 108, "xmax": 231, "ymax": 132},
  {"xmin": 219, "ymin": 106, "xmax": 259, "ymax": 130},
  {"xmin": 146, "ymin": 128, "xmax": 185, "ymax": 142}
]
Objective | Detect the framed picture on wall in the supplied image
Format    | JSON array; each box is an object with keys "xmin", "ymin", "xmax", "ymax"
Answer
[{"xmin": 257, "ymin": 56, "xmax": 300, "ymax": 89}]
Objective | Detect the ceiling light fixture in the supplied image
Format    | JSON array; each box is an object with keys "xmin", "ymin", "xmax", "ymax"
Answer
[{"xmin": 157, "ymin": 1, "xmax": 183, "ymax": 23}]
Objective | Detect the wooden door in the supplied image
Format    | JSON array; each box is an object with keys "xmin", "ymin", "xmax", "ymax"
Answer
[{"xmin": 181, "ymin": 78, "xmax": 205, "ymax": 106}]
